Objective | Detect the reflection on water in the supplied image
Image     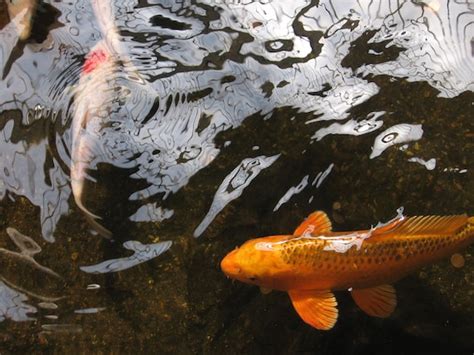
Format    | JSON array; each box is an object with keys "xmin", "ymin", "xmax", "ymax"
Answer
[
  {"xmin": 0, "ymin": 0, "xmax": 473, "ymax": 353},
  {"xmin": 274, "ymin": 162, "xmax": 335, "ymax": 212},
  {"xmin": 74, "ymin": 307, "xmax": 105, "ymax": 314},
  {"xmin": 0, "ymin": 227, "xmax": 62, "ymax": 324},
  {"xmin": 129, "ymin": 203, "xmax": 174, "ymax": 223},
  {"xmin": 0, "ymin": 281, "xmax": 36, "ymax": 322},
  {"xmin": 0, "ymin": 228, "xmax": 63, "ymax": 298},
  {"xmin": 41, "ymin": 323, "xmax": 82, "ymax": 334},
  {"xmin": 370, "ymin": 123, "xmax": 424, "ymax": 159},
  {"xmin": 274, "ymin": 174, "xmax": 309, "ymax": 212},
  {"xmin": 1, "ymin": 0, "xmax": 472, "ymax": 239},
  {"xmin": 312, "ymin": 111, "xmax": 385, "ymax": 141},
  {"xmin": 408, "ymin": 157, "xmax": 436, "ymax": 170},
  {"xmin": 194, "ymin": 154, "xmax": 280, "ymax": 237},
  {"xmin": 80, "ymin": 239, "xmax": 172, "ymax": 274}
]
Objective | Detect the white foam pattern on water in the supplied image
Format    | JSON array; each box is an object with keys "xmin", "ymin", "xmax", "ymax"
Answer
[
  {"xmin": 0, "ymin": 0, "xmax": 472, "ymax": 240},
  {"xmin": 194, "ymin": 154, "xmax": 280, "ymax": 237}
]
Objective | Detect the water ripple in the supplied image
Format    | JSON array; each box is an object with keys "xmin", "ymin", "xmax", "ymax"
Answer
[{"xmin": 0, "ymin": 0, "xmax": 472, "ymax": 242}]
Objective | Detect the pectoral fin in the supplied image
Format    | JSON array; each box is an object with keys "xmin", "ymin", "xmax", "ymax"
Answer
[
  {"xmin": 288, "ymin": 289, "xmax": 338, "ymax": 330},
  {"xmin": 351, "ymin": 284, "xmax": 397, "ymax": 318},
  {"xmin": 294, "ymin": 211, "xmax": 332, "ymax": 236}
]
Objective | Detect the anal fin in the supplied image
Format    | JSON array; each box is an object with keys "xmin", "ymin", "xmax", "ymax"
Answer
[
  {"xmin": 288, "ymin": 289, "xmax": 338, "ymax": 330},
  {"xmin": 351, "ymin": 284, "xmax": 397, "ymax": 318}
]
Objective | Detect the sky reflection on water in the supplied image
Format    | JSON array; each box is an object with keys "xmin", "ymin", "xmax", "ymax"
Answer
[{"xmin": 0, "ymin": 0, "xmax": 472, "ymax": 353}]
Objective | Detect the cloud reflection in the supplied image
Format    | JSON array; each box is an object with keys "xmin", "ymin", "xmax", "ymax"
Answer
[
  {"xmin": 80, "ymin": 240, "xmax": 172, "ymax": 274},
  {"xmin": 0, "ymin": 0, "xmax": 472, "ymax": 240}
]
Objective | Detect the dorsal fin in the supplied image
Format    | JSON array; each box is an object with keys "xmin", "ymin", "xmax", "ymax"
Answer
[
  {"xmin": 294, "ymin": 211, "xmax": 332, "ymax": 236},
  {"xmin": 371, "ymin": 218, "xmax": 405, "ymax": 235},
  {"xmin": 374, "ymin": 215, "xmax": 468, "ymax": 236}
]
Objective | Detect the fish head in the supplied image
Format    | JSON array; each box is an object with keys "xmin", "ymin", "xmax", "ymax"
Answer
[{"xmin": 221, "ymin": 236, "xmax": 289, "ymax": 288}]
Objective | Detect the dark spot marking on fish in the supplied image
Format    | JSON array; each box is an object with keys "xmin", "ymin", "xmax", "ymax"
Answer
[{"xmin": 368, "ymin": 258, "xmax": 372, "ymax": 264}]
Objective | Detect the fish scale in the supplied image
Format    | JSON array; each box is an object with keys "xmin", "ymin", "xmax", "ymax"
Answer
[{"xmin": 278, "ymin": 224, "xmax": 472, "ymax": 290}]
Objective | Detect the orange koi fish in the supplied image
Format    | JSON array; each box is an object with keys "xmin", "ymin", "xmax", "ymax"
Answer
[{"xmin": 221, "ymin": 211, "xmax": 474, "ymax": 330}]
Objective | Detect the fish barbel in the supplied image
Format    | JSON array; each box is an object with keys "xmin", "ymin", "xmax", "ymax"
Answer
[{"xmin": 221, "ymin": 211, "xmax": 474, "ymax": 330}]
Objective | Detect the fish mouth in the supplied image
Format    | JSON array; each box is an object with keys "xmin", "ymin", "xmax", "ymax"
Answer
[{"xmin": 220, "ymin": 249, "xmax": 241, "ymax": 278}]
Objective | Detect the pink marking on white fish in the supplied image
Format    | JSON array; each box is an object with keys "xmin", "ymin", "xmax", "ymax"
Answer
[{"xmin": 82, "ymin": 48, "xmax": 109, "ymax": 74}]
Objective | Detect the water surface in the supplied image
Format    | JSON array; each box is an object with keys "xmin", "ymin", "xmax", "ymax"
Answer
[{"xmin": 0, "ymin": 0, "xmax": 473, "ymax": 353}]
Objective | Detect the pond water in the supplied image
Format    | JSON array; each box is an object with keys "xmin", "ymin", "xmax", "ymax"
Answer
[{"xmin": 0, "ymin": 0, "xmax": 473, "ymax": 353}]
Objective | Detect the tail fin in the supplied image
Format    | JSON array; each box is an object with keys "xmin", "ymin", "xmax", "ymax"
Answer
[
  {"xmin": 84, "ymin": 213, "xmax": 112, "ymax": 239},
  {"xmin": 462, "ymin": 217, "xmax": 474, "ymax": 241}
]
